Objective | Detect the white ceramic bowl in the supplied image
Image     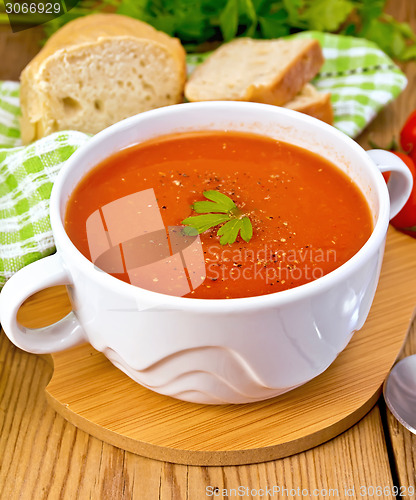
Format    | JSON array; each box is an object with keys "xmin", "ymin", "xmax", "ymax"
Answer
[{"xmin": 0, "ymin": 102, "xmax": 413, "ymax": 404}]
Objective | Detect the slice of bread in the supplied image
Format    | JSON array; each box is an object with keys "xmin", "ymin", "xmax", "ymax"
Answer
[
  {"xmin": 20, "ymin": 14, "xmax": 186, "ymax": 144},
  {"xmin": 284, "ymin": 84, "xmax": 333, "ymax": 124},
  {"xmin": 185, "ymin": 37, "xmax": 324, "ymax": 105}
]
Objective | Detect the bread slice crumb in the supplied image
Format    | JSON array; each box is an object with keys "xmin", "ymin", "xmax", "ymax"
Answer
[
  {"xmin": 20, "ymin": 14, "xmax": 186, "ymax": 144},
  {"xmin": 284, "ymin": 84, "xmax": 333, "ymax": 124},
  {"xmin": 185, "ymin": 37, "xmax": 324, "ymax": 106}
]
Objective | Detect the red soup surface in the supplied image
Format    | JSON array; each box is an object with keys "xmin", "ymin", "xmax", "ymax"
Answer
[{"xmin": 65, "ymin": 131, "xmax": 373, "ymax": 299}]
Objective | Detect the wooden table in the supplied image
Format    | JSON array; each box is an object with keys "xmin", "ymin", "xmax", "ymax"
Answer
[{"xmin": 1, "ymin": 1, "xmax": 416, "ymax": 498}]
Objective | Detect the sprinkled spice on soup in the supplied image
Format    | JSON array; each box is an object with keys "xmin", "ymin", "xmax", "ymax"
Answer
[{"xmin": 65, "ymin": 131, "xmax": 373, "ymax": 299}]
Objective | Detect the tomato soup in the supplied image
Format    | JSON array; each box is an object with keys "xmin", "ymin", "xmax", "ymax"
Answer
[{"xmin": 65, "ymin": 131, "xmax": 373, "ymax": 299}]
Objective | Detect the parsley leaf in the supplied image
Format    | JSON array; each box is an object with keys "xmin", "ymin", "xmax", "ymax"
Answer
[
  {"xmin": 217, "ymin": 217, "xmax": 252, "ymax": 244},
  {"xmin": 181, "ymin": 190, "xmax": 254, "ymax": 245},
  {"xmin": 217, "ymin": 218, "xmax": 242, "ymax": 244},
  {"xmin": 195, "ymin": 190, "xmax": 236, "ymax": 212},
  {"xmin": 181, "ymin": 213, "xmax": 230, "ymax": 232},
  {"xmin": 240, "ymin": 216, "xmax": 253, "ymax": 242},
  {"xmin": 300, "ymin": 0, "xmax": 355, "ymax": 32},
  {"xmin": 219, "ymin": 0, "xmax": 239, "ymax": 41}
]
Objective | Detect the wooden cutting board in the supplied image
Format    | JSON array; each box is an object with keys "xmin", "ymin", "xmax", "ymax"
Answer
[{"xmin": 14, "ymin": 227, "xmax": 416, "ymax": 466}]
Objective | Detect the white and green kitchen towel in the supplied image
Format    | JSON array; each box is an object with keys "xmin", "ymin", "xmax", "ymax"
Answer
[{"xmin": 0, "ymin": 32, "xmax": 408, "ymax": 289}]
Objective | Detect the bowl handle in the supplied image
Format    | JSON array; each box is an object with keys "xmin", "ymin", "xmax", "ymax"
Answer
[
  {"xmin": 366, "ymin": 149, "xmax": 413, "ymax": 219},
  {"xmin": 0, "ymin": 254, "xmax": 85, "ymax": 354}
]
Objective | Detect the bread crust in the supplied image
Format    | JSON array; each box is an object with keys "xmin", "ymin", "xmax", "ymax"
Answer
[
  {"xmin": 185, "ymin": 38, "xmax": 324, "ymax": 106},
  {"xmin": 24, "ymin": 14, "xmax": 186, "ymax": 78},
  {"xmin": 20, "ymin": 14, "xmax": 186, "ymax": 144},
  {"xmin": 248, "ymin": 40, "xmax": 324, "ymax": 105},
  {"xmin": 285, "ymin": 88, "xmax": 333, "ymax": 124}
]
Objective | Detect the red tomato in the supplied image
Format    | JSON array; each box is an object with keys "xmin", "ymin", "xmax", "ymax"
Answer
[
  {"xmin": 400, "ymin": 110, "xmax": 416, "ymax": 155},
  {"xmin": 389, "ymin": 152, "xmax": 416, "ymax": 236}
]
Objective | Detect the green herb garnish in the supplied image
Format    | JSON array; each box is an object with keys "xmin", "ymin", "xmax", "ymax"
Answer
[
  {"xmin": 29, "ymin": 0, "xmax": 416, "ymax": 61},
  {"xmin": 182, "ymin": 190, "xmax": 253, "ymax": 245}
]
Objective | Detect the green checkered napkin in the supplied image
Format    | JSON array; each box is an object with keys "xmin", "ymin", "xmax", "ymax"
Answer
[
  {"xmin": 187, "ymin": 31, "xmax": 408, "ymax": 137},
  {"xmin": 0, "ymin": 126, "xmax": 90, "ymax": 289},
  {"xmin": 0, "ymin": 32, "xmax": 407, "ymax": 289}
]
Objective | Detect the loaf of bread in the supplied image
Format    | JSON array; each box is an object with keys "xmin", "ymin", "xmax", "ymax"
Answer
[
  {"xmin": 184, "ymin": 37, "xmax": 324, "ymax": 105},
  {"xmin": 284, "ymin": 84, "xmax": 333, "ymax": 124},
  {"xmin": 20, "ymin": 14, "xmax": 186, "ymax": 144}
]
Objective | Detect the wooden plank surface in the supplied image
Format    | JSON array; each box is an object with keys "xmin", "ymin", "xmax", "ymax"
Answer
[
  {"xmin": 0, "ymin": 333, "xmax": 396, "ymax": 498},
  {"xmin": 386, "ymin": 321, "xmax": 416, "ymax": 498},
  {"xmin": 358, "ymin": 0, "xmax": 416, "ymax": 495},
  {"xmin": 41, "ymin": 228, "xmax": 416, "ymax": 466},
  {"xmin": 0, "ymin": 24, "xmax": 44, "ymax": 81},
  {"xmin": 1, "ymin": 0, "xmax": 416, "ymax": 497}
]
